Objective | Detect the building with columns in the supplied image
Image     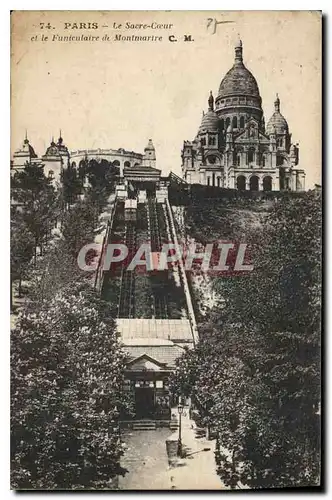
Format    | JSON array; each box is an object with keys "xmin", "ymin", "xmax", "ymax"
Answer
[
  {"xmin": 11, "ymin": 134, "xmax": 157, "ymax": 185},
  {"xmin": 181, "ymin": 40, "xmax": 305, "ymax": 192}
]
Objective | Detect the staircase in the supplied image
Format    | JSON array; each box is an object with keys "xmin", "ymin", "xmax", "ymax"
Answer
[
  {"xmin": 169, "ymin": 419, "xmax": 179, "ymax": 431},
  {"xmin": 169, "ymin": 171, "xmax": 188, "ymax": 185},
  {"xmin": 132, "ymin": 420, "xmax": 157, "ymax": 431}
]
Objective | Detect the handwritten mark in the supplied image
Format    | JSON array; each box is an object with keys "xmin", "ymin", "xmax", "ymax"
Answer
[{"xmin": 207, "ymin": 17, "xmax": 235, "ymax": 35}]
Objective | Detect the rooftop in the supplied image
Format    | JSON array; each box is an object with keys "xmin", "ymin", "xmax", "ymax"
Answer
[{"xmin": 116, "ymin": 318, "xmax": 194, "ymax": 343}]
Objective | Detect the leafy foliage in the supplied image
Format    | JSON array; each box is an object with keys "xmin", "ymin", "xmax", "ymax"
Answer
[
  {"xmin": 11, "ymin": 164, "xmax": 59, "ymax": 260},
  {"xmin": 170, "ymin": 192, "xmax": 321, "ymax": 489},
  {"xmin": 61, "ymin": 164, "xmax": 82, "ymax": 207},
  {"xmin": 11, "ymin": 284, "xmax": 132, "ymax": 490},
  {"xmin": 11, "ymin": 212, "xmax": 34, "ymax": 300},
  {"xmin": 11, "ymin": 163, "xmax": 128, "ymax": 489}
]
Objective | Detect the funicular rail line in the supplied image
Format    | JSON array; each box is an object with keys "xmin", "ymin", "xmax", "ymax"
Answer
[
  {"xmin": 118, "ymin": 222, "xmax": 136, "ymax": 318},
  {"xmin": 147, "ymin": 198, "xmax": 168, "ymax": 319}
]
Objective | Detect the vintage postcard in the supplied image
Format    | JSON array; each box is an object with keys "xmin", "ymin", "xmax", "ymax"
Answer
[{"xmin": 10, "ymin": 10, "xmax": 322, "ymax": 490}]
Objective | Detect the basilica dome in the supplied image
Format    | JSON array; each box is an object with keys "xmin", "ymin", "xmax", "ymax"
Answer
[
  {"xmin": 266, "ymin": 95, "xmax": 289, "ymax": 135},
  {"xmin": 218, "ymin": 65, "xmax": 260, "ymax": 98},
  {"xmin": 217, "ymin": 40, "xmax": 260, "ymax": 99}
]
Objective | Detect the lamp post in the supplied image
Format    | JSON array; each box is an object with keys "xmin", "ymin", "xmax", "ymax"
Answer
[
  {"xmin": 177, "ymin": 402, "xmax": 183, "ymax": 457},
  {"xmin": 113, "ymin": 406, "xmax": 121, "ymax": 440}
]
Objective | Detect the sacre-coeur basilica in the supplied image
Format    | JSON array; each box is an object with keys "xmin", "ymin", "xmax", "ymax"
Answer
[{"xmin": 181, "ymin": 40, "xmax": 305, "ymax": 192}]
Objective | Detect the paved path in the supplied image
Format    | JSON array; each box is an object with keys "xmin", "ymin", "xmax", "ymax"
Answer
[
  {"xmin": 118, "ymin": 414, "xmax": 228, "ymax": 490},
  {"xmin": 118, "ymin": 428, "xmax": 171, "ymax": 490},
  {"xmin": 166, "ymin": 412, "xmax": 227, "ymax": 490}
]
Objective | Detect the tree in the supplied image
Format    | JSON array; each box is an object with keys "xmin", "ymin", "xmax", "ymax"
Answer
[
  {"xmin": 10, "ymin": 213, "xmax": 34, "ymax": 305},
  {"xmin": 11, "ymin": 283, "xmax": 133, "ymax": 490},
  {"xmin": 11, "ymin": 164, "xmax": 59, "ymax": 262},
  {"xmin": 170, "ymin": 192, "xmax": 321, "ymax": 488},
  {"xmin": 61, "ymin": 164, "xmax": 82, "ymax": 209},
  {"xmin": 61, "ymin": 198, "xmax": 99, "ymax": 258},
  {"xmin": 86, "ymin": 159, "xmax": 118, "ymax": 192}
]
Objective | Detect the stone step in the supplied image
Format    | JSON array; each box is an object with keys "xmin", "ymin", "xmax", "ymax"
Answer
[
  {"xmin": 132, "ymin": 421, "xmax": 157, "ymax": 431},
  {"xmin": 132, "ymin": 425, "xmax": 156, "ymax": 431}
]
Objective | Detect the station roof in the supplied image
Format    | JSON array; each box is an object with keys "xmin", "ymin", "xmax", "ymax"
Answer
[
  {"xmin": 124, "ymin": 344, "xmax": 185, "ymax": 369},
  {"xmin": 116, "ymin": 318, "xmax": 194, "ymax": 344}
]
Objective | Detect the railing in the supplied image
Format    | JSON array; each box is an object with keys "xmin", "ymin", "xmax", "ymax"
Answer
[
  {"xmin": 147, "ymin": 198, "xmax": 168, "ymax": 319},
  {"xmin": 94, "ymin": 199, "xmax": 117, "ymax": 292},
  {"xmin": 165, "ymin": 198, "xmax": 199, "ymax": 344},
  {"xmin": 70, "ymin": 148, "xmax": 143, "ymax": 159},
  {"xmin": 118, "ymin": 223, "xmax": 136, "ymax": 318},
  {"xmin": 169, "ymin": 171, "xmax": 188, "ymax": 185}
]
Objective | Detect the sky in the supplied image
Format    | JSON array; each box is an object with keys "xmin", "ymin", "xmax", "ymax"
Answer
[{"xmin": 11, "ymin": 10, "xmax": 321, "ymax": 188}]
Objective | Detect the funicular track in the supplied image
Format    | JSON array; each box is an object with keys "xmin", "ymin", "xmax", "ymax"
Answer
[
  {"xmin": 118, "ymin": 222, "xmax": 136, "ymax": 318},
  {"xmin": 147, "ymin": 198, "xmax": 168, "ymax": 319}
]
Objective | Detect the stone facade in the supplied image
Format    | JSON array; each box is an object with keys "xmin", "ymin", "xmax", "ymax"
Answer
[
  {"xmin": 181, "ymin": 40, "xmax": 305, "ymax": 192},
  {"xmin": 12, "ymin": 134, "xmax": 157, "ymax": 185}
]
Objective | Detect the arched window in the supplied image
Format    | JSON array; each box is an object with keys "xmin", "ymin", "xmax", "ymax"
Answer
[
  {"xmin": 240, "ymin": 116, "xmax": 245, "ymax": 128},
  {"xmin": 208, "ymin": 136, "xmax": 216, "ymax": 146},
  {"xmin": 220, "ymin": 119, "xmax": 225, "ymax": 130},
  {"xmin": 113, "ymin": 160, "xmax": 120, "ymax": 167},
  {"xmin": 217, "ymin": 177, "xmax": 220, "ymax": 187},
  {"xmin": 232, "ymin": 116, "xmax": 238, "ymax": 128},
  {"xmin": 237, "ymin": 155, "xmax": 241, "ymax": 167},
  {"xmin": 237, "ymin": 175, "xmax": 246, "ymax": 191},
  {"xmin": 201, "ymin": 137, "xmax": 206, "ymax": 146},
  {"xmin": 124, "ymin": 161, "xmax": 131, "ymax": 168},
  {"xmin": 226, "ymin": 117, "xmax": 230, "ymax": 128},
  {"xmin": 249, "ymin": 176, "xmax": 259, "ymax": 191},
  {"xmin": 276, "ymin": 155, "xmax": 283, "ymax": 166},
  {"xmin": 207, "ymin": 177, "xmax": 210, "ymax": 186},
  {"xmin": 207, "ymin": 156, "xmax": 216, "ymax": 165},
  {"xmin": 263, "ymin": 176, "xmax": 272, "ymax": 191},
  {"xmin": 262, "ymin": 155, "xmax": 266, "ymax": 167},
  {"xmin": 248, "ymin": 148, "xmax": 255, "ymax": 163}
]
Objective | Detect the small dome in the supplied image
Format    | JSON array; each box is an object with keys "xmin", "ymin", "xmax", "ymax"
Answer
[
  {"xmin": 198, "ymin": 110, "xmax": 219, "ymax": 133},
  {"xmin": 266, "ymin": 95, "xmax": 289, "ymax": 135},
  {"xmin": 144, "ymin": 139, "xmax": 155, "ymax": 151},
  {"xmin": 44, "ymin": 139, "xmax": 60, "ymax": 157},
  {"xmin": 21, "ymin": 135, "xmax": 37, "ymax": 158},
  {"xmin": 266, "ymin": 112, "xmax": 288, "ymax": 135}
]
